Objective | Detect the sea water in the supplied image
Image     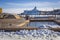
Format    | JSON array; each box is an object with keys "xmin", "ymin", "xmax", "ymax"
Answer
[{"xmin": 27, "ymin": 21, "xmax": 60, "ymax": 28}]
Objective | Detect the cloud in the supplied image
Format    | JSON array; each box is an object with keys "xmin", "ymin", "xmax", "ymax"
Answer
[
  {"xmin": 3, "ymin": 8, "xmax": 23, "ymax": 14},
  {"xmin": 2, "ymin": 8, "xmax": 33, "ymax": 14},
  {"xmin": 6, "ymin": 1, "xmax": 60, "ymax": 8},
  {"xmin": 3, "ymin": 7, "xmax": 59, "ymax": 14},
  {"xmin": 2, "ymin": 1, "xmax": 60, "ymax": 14}
]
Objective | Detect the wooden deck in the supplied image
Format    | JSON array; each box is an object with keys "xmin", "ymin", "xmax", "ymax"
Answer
[{"xmin": 17, "ymin": 20, "xmax": 29, "ymax": 27}]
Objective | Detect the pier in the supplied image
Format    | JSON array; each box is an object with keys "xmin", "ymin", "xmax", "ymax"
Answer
[{"xmin": 29, "ymin": 15, "xmax": 60, "ymax": 24}]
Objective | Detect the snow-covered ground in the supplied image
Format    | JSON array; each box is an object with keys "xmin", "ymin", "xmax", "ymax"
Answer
[{"xmin": 0, "ymin": 29, "xmax": 60, "ymax": 40}]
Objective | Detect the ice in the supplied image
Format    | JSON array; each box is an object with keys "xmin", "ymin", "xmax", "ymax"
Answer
[{"xmin": 0, "ymin": 29, "xmax": 60, "ymax": 40}]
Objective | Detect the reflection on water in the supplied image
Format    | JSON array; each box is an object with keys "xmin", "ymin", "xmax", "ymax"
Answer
[{"xmin": 27, "ymin": 22, "xmax": 59, "ymax": 28}]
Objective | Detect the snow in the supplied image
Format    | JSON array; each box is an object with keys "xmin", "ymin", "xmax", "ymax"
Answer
[
  {"xmin": 0, "ymin": 29, "xmax": 60, "ymax": 40},
  {"xmin": 46, "ymin": 25, "xmax": 60, "ymax": 28}
]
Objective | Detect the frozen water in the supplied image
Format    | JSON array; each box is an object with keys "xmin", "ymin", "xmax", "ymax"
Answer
[{"xmin": 0, "ymin": 29, "xmax": 60, "ymax": 40}]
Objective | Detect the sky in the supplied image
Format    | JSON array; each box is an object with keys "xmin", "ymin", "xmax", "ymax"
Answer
[{"xmin": 0, "ymin": 0, "xmax": 60, "ymax": 14}]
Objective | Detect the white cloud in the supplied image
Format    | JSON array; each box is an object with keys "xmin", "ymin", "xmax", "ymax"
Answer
[
  {"xmin": 6, "ymin": 1, "xmax": 60, "ymax": 7},
  {"xmin": 3, "ymin": 7, "xmax": 60, "ymax": 14},
  {"xmin": 3, "ymin": 8, "xmax": 23, "ymax": 14},
  {"xmin": 2, "ymin": 8, "xmax": 33, "ymax": 14},
  {"xmin": 2, "ymin": 1, "xmax": 60, "ymax": 14}
]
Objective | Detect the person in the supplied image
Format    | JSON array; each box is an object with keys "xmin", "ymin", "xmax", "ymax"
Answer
[{"xmin": 25, "ymin": 15, "xmax": 29, "ymax": 20}]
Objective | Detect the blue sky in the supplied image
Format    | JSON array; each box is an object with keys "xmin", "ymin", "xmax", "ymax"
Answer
[{"xmin": 0, "ymin": 0, "xmax": 60, "ymax": 14}]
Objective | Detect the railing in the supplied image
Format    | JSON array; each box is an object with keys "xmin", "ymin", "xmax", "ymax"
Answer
[
  {"xmin": 20, "ymin": 15, "xmax": 60, "ymax": 20},
  {"xmin": 20, "ymin": 15, "xmax": 56, "ymax": 18}
]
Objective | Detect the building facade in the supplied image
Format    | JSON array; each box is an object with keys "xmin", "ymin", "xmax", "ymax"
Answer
[
  {"xmin": 0, "ymin": 8, "xmax": 2, "ymax": 14},
  {"xmin": 21, "ymin": 7, "xmax": 41, "ymax": 15},
  {"xmin": 18, "ymin": 7, "xmax": 60, "ymax": 17}
]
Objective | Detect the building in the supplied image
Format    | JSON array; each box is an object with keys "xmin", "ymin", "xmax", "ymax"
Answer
[
  {"xmin": 53, "ymin": 9, "xmax": 60, "ymax": 15},
  {"xmin": 21, "ymin": 7, "xmax": 41, "ymax": 15},
  {"xmin": 0, "ymin": 8, "xmax": 2, "ymax": 14},
  {"xmin": 18, "ymin": 7, "xmax": 60, "ymax": 17}
]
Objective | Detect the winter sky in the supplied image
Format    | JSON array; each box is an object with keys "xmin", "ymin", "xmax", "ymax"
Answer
[{"xmin": 0, "ymin": 0, "xmax": 60, "ymax": 14}]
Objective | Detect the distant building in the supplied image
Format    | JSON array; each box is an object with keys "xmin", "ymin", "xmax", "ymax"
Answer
[
  {"xmin": 0, "ymin": 8, "xmax": 2, "ymax": 14},
  {"xmin": 18, "ymin": 7, "xmax": 60, "ymax": 17},
  {"xmin": 53, "ymin": 9, "xmax": 60, "ymax": 15},
  {"xmin": 21, "ymin": 7, "xmax": 41, "ymax": 15}
]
